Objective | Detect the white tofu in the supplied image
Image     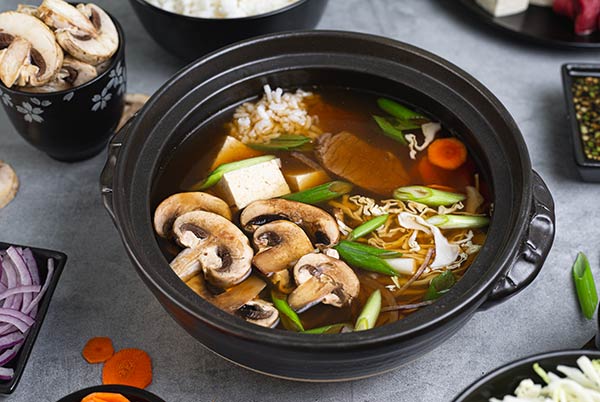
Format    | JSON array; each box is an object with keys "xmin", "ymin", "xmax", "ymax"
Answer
[
  {"xmin": 210, "ymin": 136, "xmax": 262, "ymax": 170},
  {"xmin": 476, "ymin": 0, "xmax": 529, "ymax": 17},
  {"xmin": 214, "ymin": 159, "xmax": 290, "ymax": 209},
  {"xmin": 529, "ymin": 0, "xmax": 552, "ymax": 6},
  {"xmin": 285, "ymin": 169, "xmax": 331, "ymax": 192}
]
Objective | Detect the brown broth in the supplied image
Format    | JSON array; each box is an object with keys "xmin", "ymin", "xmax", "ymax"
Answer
[{"xmin": 152, "ymin": 87, "xmax": 488, "ymax": 331}]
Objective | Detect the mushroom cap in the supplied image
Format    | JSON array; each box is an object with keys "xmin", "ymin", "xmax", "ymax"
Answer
[
  {"xmin": 38, "ymin": 0, "xmax": 97, "ymax": 36},
  {"xmin": 154, "ymin": 192, "xmax": 231, "ymax": 238},
  {"xmin": 0, "ymin": 11, "xmax": 63, "ymax": 87},
  {"xmin": 252, "ymin": 220, "xmax": 314, "ymax": 275},
  {"xmin": 237, "ymin": 299, "xmax": 279, "ymax": 328},
  {"xmin": 173, "ymin": 211, "xmax": 253, "ymax": 288},
  {"xmin": 53, "ymin": 3, "xmax": 119, "ymax": 65},
  {"xmin": 240, "ymin": 199, "xmax": 340, "ymax": 247},
  {"xmin": 288, "ymin": 253, "xmax": 360, "ymax": 313}
]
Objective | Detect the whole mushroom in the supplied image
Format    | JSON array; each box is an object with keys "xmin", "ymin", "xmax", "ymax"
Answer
[
  {"xmin": 287, "ymin": 253, "xmax": 360, "ymax": 313},
  {"xmin": 171, "ymin": 211, "xmax": 253, "ymax": 288},
  {"xmin": 0, "ymin": 11, "xmax": 63, "ymax": 88},
  {"xmin": 240, "ymin": 199, "xmax": 340, "ymax": 247}
]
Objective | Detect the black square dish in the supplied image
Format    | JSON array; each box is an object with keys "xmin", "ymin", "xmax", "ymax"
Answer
[
  {"xmin": 562, "ymin": 64, "xmax": 600, "ymax": 182},
  {"xmin": 0, "ymin": 242, "xmax": 66, "ymax": 394}
]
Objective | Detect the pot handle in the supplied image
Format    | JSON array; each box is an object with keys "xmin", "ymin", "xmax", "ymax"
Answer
[
  {"xmin": 480, "ymin": 171, "xmax": 555, "ymax": 310},
  {"xmin": 100, "ymin": 119, "xmax": 134, "ymax": 222}
]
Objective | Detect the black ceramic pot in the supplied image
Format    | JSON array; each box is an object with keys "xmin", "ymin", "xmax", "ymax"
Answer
[
  {"xmin": 100, "ymin": 31, "xmax": 555, "ymax": 381},
  {"xmin": 453, "ymin": 350, "xmax": 600, "ymax": 401},
  {"xmin": 57, "ymin": 385, "xmax": 165, "ymax": 402},
  {"xmin": 129, "ymin": 0, "xmax": 328, "ymax": 61},
  {"xmin": 0, "ymin": 15, "xmax": 126, "ymax": 162}
]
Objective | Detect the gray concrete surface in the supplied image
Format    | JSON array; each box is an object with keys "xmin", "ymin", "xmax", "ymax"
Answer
[{"xmin": 0, "ymin": 0, "xmax": 598, "ymax": 401}]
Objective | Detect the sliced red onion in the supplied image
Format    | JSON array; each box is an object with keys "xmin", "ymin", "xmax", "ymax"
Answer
[
  {"xmin": 0, "ymin": 315, "xmax": 30, "ymax": 333},
  {"xmin": 0, "ymin": 345, "xmax": 21, "ymax": 366},
  {"xmin": 0, "ymin": 309, "xmax": 34, "ymax": 326},
  {"xmin": 6, "ymin": 248, "xmax": 33, "ymax": 309},
  {"xmin": 20, "ymin": 249, "xmax": 39, "ymax": 286},
  {"xmin": 0, "ymin": 286, "xmax": 41, "ymax": 302},
  {"xmin": 0, "ymin": 367, "xmax": 14, "ymax": 381},
  {"xmin": 0, "ymin": 332, "xmax": 24, "ymax": 350},
  {"xmin": 1, "ymin": 259, "xmax": 17, "ymax": 310}
]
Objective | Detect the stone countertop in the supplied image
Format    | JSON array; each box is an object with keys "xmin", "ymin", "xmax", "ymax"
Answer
[{"xmin": 0, "ymin": 0, "xmax": 598, "ymax": 401}]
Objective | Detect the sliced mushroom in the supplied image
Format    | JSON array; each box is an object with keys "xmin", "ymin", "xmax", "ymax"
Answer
[
  {"xmin": 252, "ymin": 220, "xmax": 314, "ymax": 275},
  {"xmin": 0, "ymin": 11, "xmax": 63, "ymax": 87},
  {"xmin": 270, "ymin": 269, "xmax": 294, "ymax": 294},
  {"xmin": 0, "ymin": 161, "xmax": 19, "ymax": 209},
  {"xmin": 42, "ymin": 2, "xmax": 119, "ymax": 65},
  {"xmin": 170, "ymin": 247, "xmax": 202, "ymax": 283},
  {"xmin": 20, "ymin": 55, "xmax": 97, "ymax": 93},
  {"xmin": 240, "ymin": 199, "xmax": 340, "ymax": 247},
  {"xmin": 288, "ymin": 254, "xmax": 359, "ymax": 313},
  {"xmin": 172, "ymin": 211, "xmax": 253, "ymax": 288},
  {"xmin": 237, "ymin": 299, "xmax": 279, "ymax": 328},
  {"xmin": 154, "ymin": 192, "xmax": 231, "ymax": 238},
  {"xmin": 16, "ymin": 5, "xmax": 39, "ymax": 18}
]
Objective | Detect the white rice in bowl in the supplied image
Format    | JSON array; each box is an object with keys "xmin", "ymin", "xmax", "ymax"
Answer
[
  {"xmin": 228, "ymin": 85, "xmax": 322, "ymax": 144},
  {"xmin": 145, "ymin": 0, "xmax": 301, "ymax": 18}
]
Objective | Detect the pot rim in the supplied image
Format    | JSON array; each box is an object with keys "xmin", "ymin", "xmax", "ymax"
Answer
[
  {"xmin": 0, "ymin": 9, "xmax": 126, "ymax": 98},
  {"xmin": 453, "ymin": 349, "xmax": 600, "ymax": 401},
  {"xmin": 130, "ymin": 0, "xmax": 311, "ymax": 22},
  {"xmin": 111, "ymin": 30, "xmax": 533, "ymax": 350}
]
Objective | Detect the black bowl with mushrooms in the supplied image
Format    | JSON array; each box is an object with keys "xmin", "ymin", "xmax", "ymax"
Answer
[
  {"xmin": 100, "ymin": 31, "xmax": 555, "ymax": 381},
  {"xmin": 128, "ymin": 0, "xmax": 328, "ymax": 61},
  {"xmin": 0, "ymin": 3, "xmax": 126, "ymax": 162}
]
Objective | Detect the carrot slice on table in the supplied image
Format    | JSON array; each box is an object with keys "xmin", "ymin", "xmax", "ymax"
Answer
[
  {"xmin": 427, "ymin": 137, "xmax": 467, "ymax": 170},
  {"xmin": 102, "ymin": 348, "xmax": 153, "ymax": 389},
  {"xmin": 82, "ymin": 337, "xmax": 115, "ymax": 364},
  {"xmin": 81, "ymin": 392, "xmax": 130, "ymax": 402}
]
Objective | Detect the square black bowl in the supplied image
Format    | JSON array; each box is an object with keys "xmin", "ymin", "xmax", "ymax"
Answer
[
  {"xmin": 0, "ymin": 242, "xmax": 66, "ymax": 394},
  {"xmin": 562, "ymin": 63, "xmax": 600, "ymax": 182}
]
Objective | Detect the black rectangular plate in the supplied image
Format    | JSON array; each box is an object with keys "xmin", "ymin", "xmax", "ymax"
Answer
[
  {"xmin": 0, "ymin": 242, "xmax": 66, "ymax": 394},
  {"xmin": 562, "ymin": 64, "xmax": 600, "ymax": 182}
]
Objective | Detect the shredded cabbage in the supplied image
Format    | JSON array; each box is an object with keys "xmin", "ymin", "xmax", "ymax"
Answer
[{"xmin": 490, "ymin": 356, "xmax": 600, "ymax": 402}]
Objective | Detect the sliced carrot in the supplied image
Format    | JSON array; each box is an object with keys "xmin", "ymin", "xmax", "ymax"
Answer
[
  {"xmin": 102, "ymin": 348, "xmax": 153, "ymax": 389},
  {"xmin": 82, "ymin": 337, "xmax": 115, "ymax": 364},
  {"xmin": 81, "ymin": 392, "xmax": 130, "ymax": 402},
  {"xmin": 427, "ymin": 137, "xmax": 467, "ymax": 170}
]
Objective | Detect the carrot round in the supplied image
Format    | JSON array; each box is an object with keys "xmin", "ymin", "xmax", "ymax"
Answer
[
  {"xmin": 82, "ymin": 337, "xmax": 115, "ymax": 364},
  {"xmin": 427, "ymin": 137, "xmax": 467, "ymax": 170},
  {"xmin": 81, "ymin": 393, "xmax": 130, "ymax": 402},
  {"xmin": 102, "ymin": 348, "xmax": 153, "ymax": 389}
]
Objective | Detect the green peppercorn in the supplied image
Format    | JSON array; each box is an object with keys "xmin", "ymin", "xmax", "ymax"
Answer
[{"xmin": 572, "ymin": 77, "xmax": 600, "ymax": 161}]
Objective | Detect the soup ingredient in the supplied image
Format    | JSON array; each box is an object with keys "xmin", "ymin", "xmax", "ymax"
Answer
[
  {"xmin": 406, "ymin": 122, "xmax": 441, "ymax": 160},
  {"xmin": 572, "ymin": 76, "xmax": 600, "ymax": 161},
  {"xmin": 355, "ymin": 290, "xmax": 382, "ymax": 331},
  {"xmin": 40, "ymin": 1, "xmax": 119, "ymax": 65},
  {"xmin": 210, "ymin": 276, "xmax": 266, "ymax": 312},
  {"xmin": 0, "ymin": 246, "xmax": 55, "ymax": 380},
  {"xmin": 490, "ymin": 356, "xmax": 600, "ymax": 402},
  {"xmin": 145, "ymin": 0, "xmax": 300, "ymax": 18},
  {"xmin": 82, "ymin": 393, "xmax": 130, "ymax": 402},
  {"xmin": 228, "ymin": 85, "xmax": 320, "ymax": 145},
  {"xmin": 476, "ymin": 0, "xmax": 529, "ymax": 17},
  {"xmin": 0, "ymin": 161, "xmax": 18, "ymax": 209},
  {"xmin": 316, "ymin": 131, "xmax": 410, "ymax": 195},
  {"xmin": 288, "ymin": 254, "xmax": 360, "ymax": 313},
  {"xmin": 154, "ymin": 192, "xmax": 231, "ymax": 238},
  {"xmin": 271, "ymin": 290, "xmax": 304, "ymax": 331},
  {"xmin": 0, "ymin": 12, "xmax": 64, "ymax": 88},
  {"xmin": 303, "ymin": 323, "xmax": 348, "ymax": 334},
  {"xmin": 284, "ymin": 168, "xmax": 331, "ymax": 193},
  {"xmin": 335, "ymin": 241, "xmax": 400, "ymax": 276},
  {"xmin": 252, "ymin": 220, "xmax": 314, "ymax": 275},
  {"xmin": 427, "ymin": 137, "xmax": 468, "ymax": 170},
  {"xmin": 209, "ymin": 136, "xmax": 263, "ymax": 170},
  {"xmin": 394, "ymin": 186, "xmax": 466, "ymax": 207},
  {"xmin": 347, "ymin": 214, "xmax": 389, "ymax": 241},
  {"xmin": 248, "ymin": 134, "xmax": 311, "ymax": 151},
  {"xmin": 237, "ymin": 299, "xmax": 279, "ymax": 328},
  {"xmin": 195, "ymin": 155, "xmax": 275, "ymax": 190},
  {"xmin": 282, "ymin": 181, "xmax": 353, "ymax": 205},
  {"xmin": 171, "ymin": 211, "xmax": 253, "ymax": 286},
  {"xmin": 372, "ymin": 115, "xmax": 409, "ymax": 145},
  {"xmin": 241, "ymin": 198, "xmax": 340, "ymax": 247},
  {"xmin": 465, "ymin": 185, "xmax": 485, "ymax": 213},
  {"xmin": 335, "ymin": 241, "xmax": 402, "ymax": 259},
  {"xmin": 102, "ymin": 348, "xmax": 152, "ymax": 389},
  {"xmin": 426, "ymin": 214, "xmax": 490, "ymax": 229},
  {"xmin": 573, "ymin": 252, "xmax": 598, "ymax": 320},
  {"xmin": 377, "ymin": 98, "xmax": 424, "ymax": 120},
  {"xmin": 82, "ymin": 337, "xmax": 114, "ymax": 364},
  {"xmin": 213, "ymin": 157, "xmax": 290, "ymax": 209},
  {"xmin": 424, "ymin": 270, "xmax": 456, "ymax": 301}
]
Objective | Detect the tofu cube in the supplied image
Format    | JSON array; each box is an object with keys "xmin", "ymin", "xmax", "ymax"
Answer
[
  {"xmin": 210, "ymin": 136, "xmax": 263, "ymax": 170},
  {"xmin": 214, "ymin": 159, "xmax": 290, "ymax": 209},
  {"xmin": 285, "ymin": 169, "xmax": 331, "ymax": 192},
  {"xmin": 476, "ymin": 0, "xmax": 529, "ymax": 17}
]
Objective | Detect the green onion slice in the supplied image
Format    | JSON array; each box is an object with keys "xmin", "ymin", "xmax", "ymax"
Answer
[
  {"xmin": 247, "ymin": 134, "xmax": 312, "ymax": 151},
  {"xmin": 424, "ymin": 270, "xmax": 456, "ymax": 301},
  {"xmin": 354, "ymin": 290, "xmax": 382, "ymax": 331},
  {"xmin": 347, "ymin": 214, "xmax": 389, "ymax": 241},
  {"xmin": 335, "ymin": 240, "xmax": 402, "ymax": 259},
  {"xmin": 394, "ymin": 186, "xmax": 466, "ymax": 207},
  {"xmin": 271, "ymin": 290, "xmax": 304, "ymax": 331},
  {"xmin": 377, "ymin": 98, "xmax": 425, "ymax": 120},
  {"xmin": 303, "ymin": 323, "xmax": 348, "ymax": 334},
  {"xmin": 281, "ymin": 181, "xmax": 353, "ymax": 204},
  {"xmin": 335, "ymin": 242, "xmax": 399, "ymax": 276},
  {"xmin": 573, "ymin": 252, "xmax": 598, "ymax": 320},
  {"xmin": 373, "ymin": 116, "xmax": 408, "ymax": 145},
  {"xmin": 426, "ymin": 214, "xmax": 490, "ymax": 229},
  {"xmin": 194, "ymin": 155, "xmax": 276, "ymax": 190}
]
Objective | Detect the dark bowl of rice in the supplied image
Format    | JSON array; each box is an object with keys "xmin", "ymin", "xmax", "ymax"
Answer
[{"xmin": 129, "ymin": 0, "xmax": 329, "ymax": 61}]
